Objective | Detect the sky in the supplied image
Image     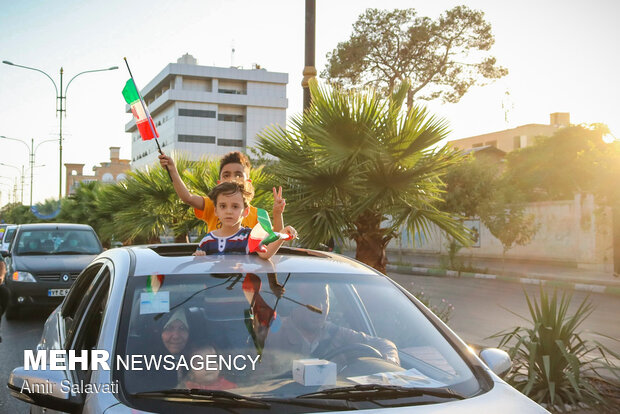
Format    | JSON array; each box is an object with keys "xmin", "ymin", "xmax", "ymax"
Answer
[{"xmin": 0, "ymin": 0, "xmax": 619, "ymax": 206}]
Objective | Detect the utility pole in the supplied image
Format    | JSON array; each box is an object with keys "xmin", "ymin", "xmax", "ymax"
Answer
[{"xmin": 21, "ymin": 165, "xmax": 24, "ymax": 203}]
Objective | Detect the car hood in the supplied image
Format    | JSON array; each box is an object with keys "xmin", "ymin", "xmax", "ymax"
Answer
[
  {"xmin": 10, "ymin": 254, "xmax": 97, "ymax": 273},
  {"xmin": 99, "ymin": 381, "xmax": 548, "ymax": 414}
]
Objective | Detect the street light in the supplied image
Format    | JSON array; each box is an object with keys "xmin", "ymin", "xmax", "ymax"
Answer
[
  {"xmin": 0, "ymin": 162, "xmax": 24, "ymax": 204},
  {"xmin": 0, "ymin": 162, "xmax": 24, "ymax": 203},
  {"xmin": 2, "ymin": 60, "xmax": 118, "ymax": 199},
  {"xmin": 1, "ymin": 135, "xmax": 56, "ymax": 206}
]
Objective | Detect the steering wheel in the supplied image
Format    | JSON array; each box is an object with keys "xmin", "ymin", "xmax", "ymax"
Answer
[{"xmin": 319, "ymin": 342, "xmax": 384, "ymax": 365}]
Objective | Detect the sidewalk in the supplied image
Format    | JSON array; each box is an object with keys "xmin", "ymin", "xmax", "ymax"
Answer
[{"xmin": 379, "ymin": 251, "xmax": 620, "ymax": 295}]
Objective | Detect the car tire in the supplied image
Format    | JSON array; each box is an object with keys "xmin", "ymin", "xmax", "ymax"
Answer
[{"xmin": 5, "ymin": 304, "xmax": 20, "ymax": 320}]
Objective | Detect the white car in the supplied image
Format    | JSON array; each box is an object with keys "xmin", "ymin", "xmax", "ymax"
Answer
[
  {"xmin": 0, "ymin": 224, "xmax": 16, "ymax": 252},
  {"xmin": 8, "ymin": 244, "xmax": 548, "ymax": 413}
]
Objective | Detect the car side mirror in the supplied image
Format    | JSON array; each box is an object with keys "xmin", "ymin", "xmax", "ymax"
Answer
[
  {"xmin": 7, "ymin": 366, "xmax": 82, "ymax": 413},
  {"xmin": 479, "ymin": 348, "xmax": 512, "ymax": 378},
  {"xmin": 0, "ymin": 249, "xmax": 9, "ymax": 258}
]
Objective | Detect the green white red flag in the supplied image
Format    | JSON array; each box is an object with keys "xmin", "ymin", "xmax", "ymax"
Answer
[
  {"xmin": 122, "ymin": 79, "xmax": 159, "ymax": 141},
  {"xmin": 248, "ymin": 208, "xmax": 294, "ymax": 253}
]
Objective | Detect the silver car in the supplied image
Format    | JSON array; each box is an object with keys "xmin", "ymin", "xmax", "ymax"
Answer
[{"xmin": 8, "ymin": 244, "xmax": 548, "ymax": 413}]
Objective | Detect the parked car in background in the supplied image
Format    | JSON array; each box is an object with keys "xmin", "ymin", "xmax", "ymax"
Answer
[
  {"xmin": 0, "ymin": 223, "xmax": 12, "ymax": 246},
  {"xmin": 0, "ymin": 223, "xmax": 103, "ymax": 319},
  {"xmin": 0, "ymin": 224, "xmax": 18, "ymax": 252},
  {"xmin": 8, "ymin": 244, "xmax": 547, "ymax": 413}
]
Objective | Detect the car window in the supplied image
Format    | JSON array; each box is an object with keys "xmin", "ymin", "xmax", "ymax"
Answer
[
  {"xmin": 66, "ymin": 267, "xmax": 111, "ymax": 382},
  {"xmin": 115, "ymin": 272, "xmax": 481, "ymax": 408},
  {"xmin": 14, "ymin": 229, "xmax": 102, "ymax": 255},
  {"xmin": 62, "ymin": 263, "xmax": 105, "ymax": 342}
]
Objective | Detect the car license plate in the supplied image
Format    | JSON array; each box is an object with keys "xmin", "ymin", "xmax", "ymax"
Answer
[{"xmin": 48, "ymin": 289, "xmax": 70, "ymax": 297}]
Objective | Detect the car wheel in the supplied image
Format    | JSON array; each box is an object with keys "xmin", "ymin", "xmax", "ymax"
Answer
[{"xmin": 5, "ymin": 304, "xmax": 20, "ymax": 320}]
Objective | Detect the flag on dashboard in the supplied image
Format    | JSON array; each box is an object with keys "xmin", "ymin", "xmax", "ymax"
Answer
[{"xmin": 122, "ymin": 79, "xmax": 159, "ymax": 141}]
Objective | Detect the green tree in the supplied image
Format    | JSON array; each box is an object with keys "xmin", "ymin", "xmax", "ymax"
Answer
[
  {"xmin": 56, "ymin": 181, "xmax": 112, "ymax": 246},
  {"xmin": 257, "ymin": 80, "xmax": 468, "ymax": 273},
  {"xmin": 441, "ymin": 154, "xmax": 538, "ymax": 266},
  {"xmin": 503, "ymin": 125, "xmax": 610, "ymax": 202},
  {"xmin": 0, "ymin": 203, "xmax": 41, "ymax": 224},
  {"xmin": 442, "ymin": 155, "xmax": 500, "ymax": 218},
  {"xmin": 322, "ymin": 6, "xmax": 507, "ymax": 108}
]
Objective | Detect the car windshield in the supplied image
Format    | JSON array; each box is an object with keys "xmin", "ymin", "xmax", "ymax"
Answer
[
  {"xmin": 14, "ymin": 229, "xmax": 101, "ymax": 255},
  {"xmin": 116, "ymin": 272, "xmax": 481, "ymax": 404}
]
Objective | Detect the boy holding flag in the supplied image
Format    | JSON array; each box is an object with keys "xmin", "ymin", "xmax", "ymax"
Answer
[{"xmin": 159, "ymin": 151, "xmax": 285, "ymax": 232}]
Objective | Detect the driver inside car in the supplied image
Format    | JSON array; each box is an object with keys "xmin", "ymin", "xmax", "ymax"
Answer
[{"xmin": 258, "ymin": 282, "xmax": 399, "ymax": 376}]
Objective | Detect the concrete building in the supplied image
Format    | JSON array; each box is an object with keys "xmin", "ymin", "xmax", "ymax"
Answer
[
  {"xmin": 449, "ymin": 112, "xmax": 570, "ymax": 154},
  {"xmin": 65, "ymin": 147, "xmax": 130, "ymax": 195},
  {"xmin": 126, "ymin": 54, "xmax": 288, "ymax": 169}
]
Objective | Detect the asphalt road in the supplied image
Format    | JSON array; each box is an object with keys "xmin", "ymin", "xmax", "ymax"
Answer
[
  {"xmin": 0, "ymin": 276, "xmax": 618, "ymax": 413},
  {"xmin": 0, "ymin": 308, "xmax": 51, "ymax": 414},
  {"xmin": 387, "ymin": 272, "xmax": 620, "ymax": 356}
]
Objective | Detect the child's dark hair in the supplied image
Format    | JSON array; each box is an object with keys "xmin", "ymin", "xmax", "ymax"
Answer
[
  {"xmin": 189, "ymin": 340, "xmax": 219, "ymax": 355},
  {"xmin": 208, "ymin": 181, "xmax": 254, "ymax": 208},
  {"xmin": 219, "ymin": 151, "xmax": 252, "ymax": 178}
]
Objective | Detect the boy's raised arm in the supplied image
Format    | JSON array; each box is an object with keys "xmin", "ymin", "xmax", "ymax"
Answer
[{"xmin": 159, "ymin": 154, "xmax": 205, "ymax": 210}]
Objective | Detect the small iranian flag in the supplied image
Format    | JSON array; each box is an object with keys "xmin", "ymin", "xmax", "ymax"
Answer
[
  {"xmin": 248, "ymin": 208, "xmax": 294, "ymax": 253},
  {"xmin": 122, "ymin": 79, "xmax": 159, "ymax": 141}
]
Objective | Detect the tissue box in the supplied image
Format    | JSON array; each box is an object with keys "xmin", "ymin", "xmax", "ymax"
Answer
[{"xmin": 292, "ymin": 359, "xmax": 337, "ymax": 386}]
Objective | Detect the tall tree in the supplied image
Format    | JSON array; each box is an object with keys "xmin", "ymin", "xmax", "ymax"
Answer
[
  {"xmin": 257, "ymin": 80, "xmax": 467, "ymax": 273},
  {"xmin": 323, "ymin": 6, "xmax": 507, "ymax": 108}
]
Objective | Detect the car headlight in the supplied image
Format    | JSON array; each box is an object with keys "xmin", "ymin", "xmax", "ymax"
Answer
[{"xmin": 12, "ymin": 271, "xmax": 37, "ymax": 282}]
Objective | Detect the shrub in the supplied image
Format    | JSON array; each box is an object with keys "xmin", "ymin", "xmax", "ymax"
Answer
[
  {"xmin": 409, "ymin": 282, "xmax": 454, "ymax": 324},
  {"xmin": 489, "ymin": 287, "xmax": 620, "ymax": 413}
]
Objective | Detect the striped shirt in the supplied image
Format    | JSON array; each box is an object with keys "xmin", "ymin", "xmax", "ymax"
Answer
[{"xmin": 197, "ymin": 227, "xmax": 252, "ymax": 254}]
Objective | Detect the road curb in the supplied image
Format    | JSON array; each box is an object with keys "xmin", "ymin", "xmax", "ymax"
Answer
[{"xmin": 386, "ymin": 264, "xmax": 620, "ymax": 296}]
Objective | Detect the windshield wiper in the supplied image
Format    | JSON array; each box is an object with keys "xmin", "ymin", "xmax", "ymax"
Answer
[
  {"xmin": 17, "ymin": 251, "xmax": 50, "ymax": 255},
  {"xmin": 51, "ymin": 251, "xmax": 92, "ymax": 255},
  {"xmin": 298, "ymin": 384, "xmax": 466, "ymax": 402},
  {"xmin": 133, "ymin": 388, "xmax": 271, "ymax": 408}
]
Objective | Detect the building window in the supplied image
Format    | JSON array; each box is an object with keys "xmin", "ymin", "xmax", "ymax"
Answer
[
  {"xmin": 218, "ymin": 114, "xmax": 245, "ymax": 122},
  {"xmin": 217, "ymin": 138, "xmax": 244, "ymax": 147},
  {"xmin": 102, "ymin": 173, "xmax": 114, "ymax": 183},
  {"xmin": 484, "ymin": 140, "xmax": 497, "ymax": 148},
  {"xmin": 178, "ymin": 134, "xmax": 216, "ymax": 144},
  {"xmin": 513, "ymin": 136, "xmax": 521, "ymax": 149},
  {"xmin": 218, "ymin": 88, "xmax": 246, "ymax": 95},
  {"xmin": 116, "ymin": 173, "xmax": 127, "ymax": 182},
  {"xmin": 178, "ymin": 108, "xmax": 216, "ymax": 118}
]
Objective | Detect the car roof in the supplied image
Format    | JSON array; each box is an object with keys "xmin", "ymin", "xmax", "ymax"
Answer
[
  {"xmin": 16, "ymin": 223, "xmax": 94, "ymax": 231},
  {"xmin": 121, "ymin": 244, "xmax": 378, "ymax": 276}
]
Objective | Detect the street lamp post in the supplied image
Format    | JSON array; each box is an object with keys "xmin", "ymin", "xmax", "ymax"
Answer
[
  {"xmin": 2, "ymin": 61, "xmax": 118, "ymax": 199},
  {"xmin": 1, "ymin": 135, "xmax": 56, "ymax": 206},
  {"xmin": 302, "ymin": 0, "xmax": 316, "ymax": 111}
]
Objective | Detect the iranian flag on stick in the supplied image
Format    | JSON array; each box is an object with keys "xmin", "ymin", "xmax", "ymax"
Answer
[{"xmin": 122, "ymin": 79, "xmax": 159, "ymax": 141}]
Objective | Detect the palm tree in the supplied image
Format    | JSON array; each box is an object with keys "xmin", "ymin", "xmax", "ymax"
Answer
[
  {"xmin": 257, "ymin": 80, "xmax": 467, "ymax": 273},
  {"xmin": 57, "ymin": 181, "xmax": 111, "ymax": 246},
  {"xmin": 97, "ymin": 158, "xmax": 195, "ymax": 244}
]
